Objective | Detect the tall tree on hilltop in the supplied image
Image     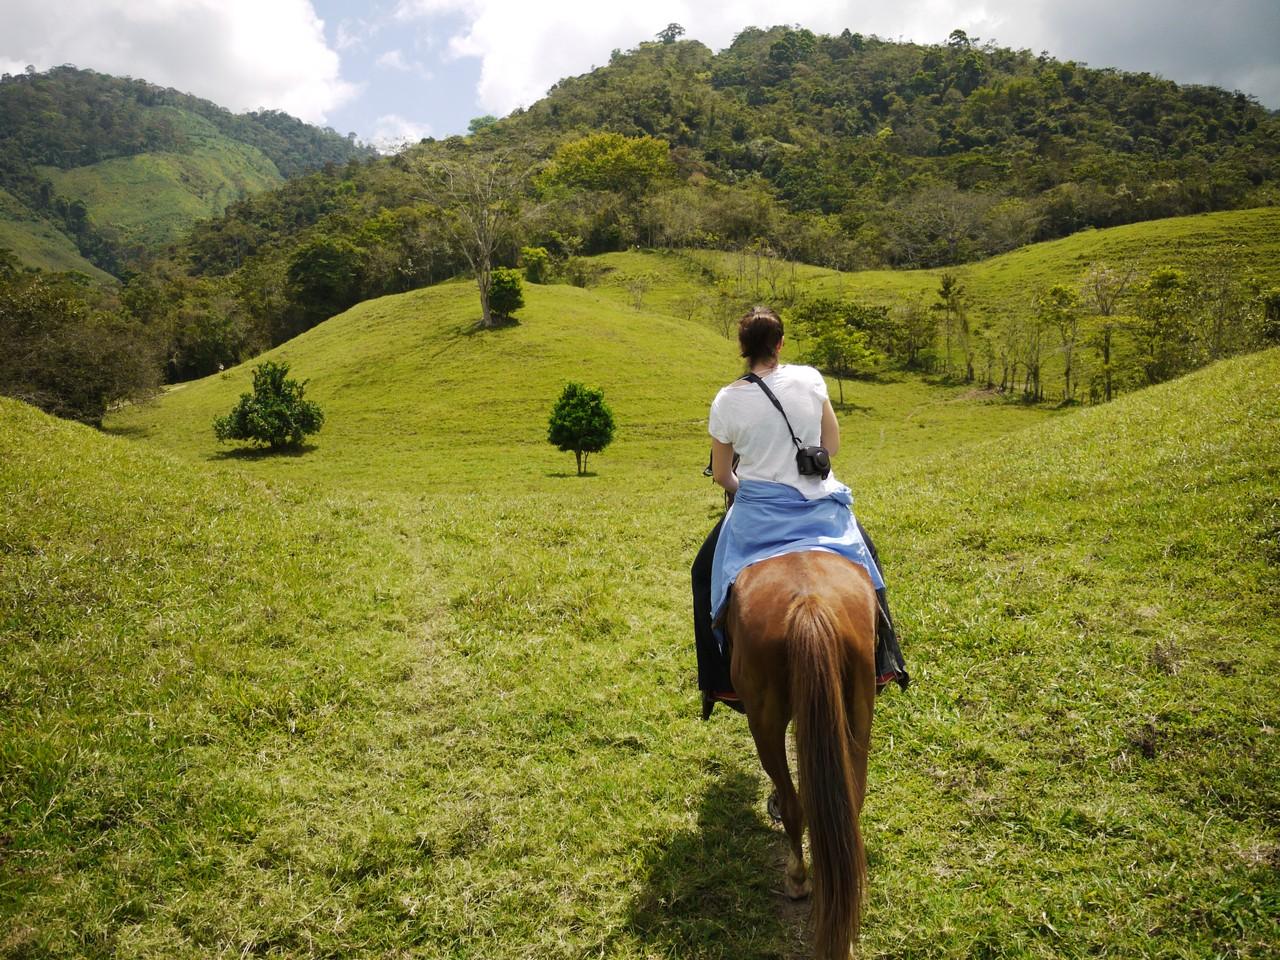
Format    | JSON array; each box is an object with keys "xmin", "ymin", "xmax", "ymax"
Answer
[
  {"xmin": 933, "ymin": 273, "xmax": 969, "ymax": 380},
  {"xmin": 414, "ymin": 148, "xmax": 535, "ymax": 329},
  {"xmin": 656, "ymin": 23, "xmax": 685, "ymax": 44},
  {"xmin": 1135, "ymin": 267, "xmax": 1194, "ymax": 385}
]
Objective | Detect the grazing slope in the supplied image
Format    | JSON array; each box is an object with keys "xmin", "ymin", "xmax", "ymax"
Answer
[
  {"xmin": 106, "ymin": 277, "xmax": 1057, "ymax": 490},
  {"xmin": 9, "ymin": 275, "xmax": 1280, "ymax": 958},
  {"xmin": 685, "ymin": 206, "xmax": 1280, "ymax": 315},
  {"xmin": 0, "ymin": 186, "xmax": 113, "ymax": 280},
  {"xmin": 0, "ymin": 66, "xmax": 373, "ymax": 275},
  {"xmin": 35, "ymin": 109, "xmax": 284, "ymax": 250}
]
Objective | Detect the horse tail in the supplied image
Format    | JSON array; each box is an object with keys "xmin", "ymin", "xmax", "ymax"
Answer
[{"xmin": 787, "ymin": 592, "xmax": 865, "ymax": 960}]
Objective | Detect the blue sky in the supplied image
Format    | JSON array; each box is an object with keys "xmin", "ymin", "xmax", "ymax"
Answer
[
  {"xmin": 2, "ymin": 0, "xmax": 1277, "ymax": 151},
  {"xmin": 311, "ymin": 2, "xmax": 482, "ymax": 146}
]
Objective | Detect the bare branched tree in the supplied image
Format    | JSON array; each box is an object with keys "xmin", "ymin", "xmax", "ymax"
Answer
[
  {"xmin": 413, "ymin": 148, "xmax": 536, "ymax": 328},
  {"xmin": 1080, "ymin": 261, "xmax": 1136, "ymax": 401}
]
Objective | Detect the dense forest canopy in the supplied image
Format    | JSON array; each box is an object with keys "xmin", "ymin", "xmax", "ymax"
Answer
[
  {"xmin": 177, "ymin": 27, "xmax": 1279, "ymax": 281},
  {"xmin": 516, "ymin": 28, "xmax": 1277, "ymax": 254}
]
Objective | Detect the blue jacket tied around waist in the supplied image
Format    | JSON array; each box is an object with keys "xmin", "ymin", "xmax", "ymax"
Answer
[{"xmin": 710, "ymin": 479, "xmax": 884, "ymax": 644}]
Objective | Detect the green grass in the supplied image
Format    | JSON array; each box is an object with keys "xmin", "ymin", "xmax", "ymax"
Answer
[
  {"xmin": 5, "ymin": 256, "xmax": 1279, "ymax": 957},
  {"xmin": 36, "ymin": 107, "xmax": 282, "ymax": 249},
  {"xmin": 589, "ymin": 208, "xmax": 1280, "ymax": 406},
  {"xmin": 0, "ymin": 187, "xmax": 116, "ymax": 281},
  {"xmin": 687, "ymin": 207, "xmax": 1280, "ymax": 317},
  {"xmin": 109, "ymin": 278, "xmax": 1055, "ymax": 492}
]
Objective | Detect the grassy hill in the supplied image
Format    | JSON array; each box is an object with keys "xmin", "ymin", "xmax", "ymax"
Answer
[
  {"xmin": 114, "ymin": 205, "xmax": 1280, "ymax": 481},
  {"xmin": 0, "ymin": 186, "xmax": 113, "ymax": 280},
  {"xmin": 36, "ymin": 108, "xmax": 283, "ymax": 250},
  {"xmin": 0, "ymin": 66, "xmax": 373, "ymax": 276},
  {"xmin": 106, "ymin": 277, "xmax": 1058, "ymax": 492},
  {"xmin": 682, "ymin": 206, "xmax": 1280, "ymax": 316},
  {"xmin": 0, "ymin": 265, "xmax": 1253, "ymax": 956},
  {"xmin": 569, "ymin": 207, "xmax": 1279, "ymax": 403}
]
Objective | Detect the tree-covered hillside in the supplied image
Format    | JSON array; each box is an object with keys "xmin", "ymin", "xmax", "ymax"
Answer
[
  {"xmin": 7, "ymin": 27, "xmax": 1278, "ymax": 399},
  {"xmin": 514, "ymin": 27, "xmax": 1278, "ymax": 263},
  {"xmin": 178, "ymin": 26, "xmax": 1279, "ymax": 285},
  {"xmin": 0, "ymin": 66, "xmax": 375, "ymax": 274}
]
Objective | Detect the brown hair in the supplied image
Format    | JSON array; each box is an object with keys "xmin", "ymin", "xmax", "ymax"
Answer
[{"xmin": 738, "ymin": 305, "xmax": 783, "ymax": 365}]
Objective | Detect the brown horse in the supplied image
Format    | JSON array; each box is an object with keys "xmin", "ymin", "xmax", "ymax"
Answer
[{"xmin": 725, "ymin": 550, "xmax": 878, "ymax": 960}]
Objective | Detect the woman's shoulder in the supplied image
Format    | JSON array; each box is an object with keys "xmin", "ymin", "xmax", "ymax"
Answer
[
  {"xmin": 711, "ymin": 379, "xmax": 747, "ymax": 412},
  {"xmin": 781, "ymin": 364, "xmax": 824, "ymax": 384}
]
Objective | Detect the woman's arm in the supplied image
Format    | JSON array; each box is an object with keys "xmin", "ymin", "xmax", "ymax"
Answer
[
  {"xmin": 711, "ymin": 438, "xmax": 739, "ymax": 494},
  {"xmin": 820, "ymin": 399, "xmax": 841, "ymax": 457}
]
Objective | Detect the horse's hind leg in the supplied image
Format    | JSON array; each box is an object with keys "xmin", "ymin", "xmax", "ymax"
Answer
[{"xmin": 747, "ymin": 706, "xmax": 810, "ymax": 900}]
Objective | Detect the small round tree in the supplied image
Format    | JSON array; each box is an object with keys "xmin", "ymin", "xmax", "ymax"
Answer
[
  {"xmin": 214, "ymin": 360, "xmax": 324, "ymax": 450},
  {"xmin": 489, "ymin": 267, "xmax": 524, "ymax": 323},
  {"xmin": 520, "ymin": 246, "xmax": 551, "ymax": 283},
  {"xmin": 547, "ymin": 382, "xmax": 615, "ymax": 475}
]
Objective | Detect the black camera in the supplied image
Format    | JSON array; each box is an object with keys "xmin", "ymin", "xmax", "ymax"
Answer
[{"xmin": 795, "ymin": 445, "xmax": 831, "ymax": 479}]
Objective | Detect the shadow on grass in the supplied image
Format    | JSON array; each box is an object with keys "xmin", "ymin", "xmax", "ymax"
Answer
[
  {"xmin": 100, "ymin": 423, "xmax": 150, "ymax": 440},
  {"xmin": 210, "ymin": 443, "xmax": 320, "ymax": 461},
  {"xmin": 545, "ymin": 471, "xmax": 598, "ymax": 478},
  {"xmin": 429, "ymin": 316, "xmax": 521, "ymax": 360},
  {"xmin": 611, "ymin": 766, "xmax": 805, "ymax": 959},
  {"xmin": 832, "ymin": 400, "xmax": 874, "ymax": 414}
]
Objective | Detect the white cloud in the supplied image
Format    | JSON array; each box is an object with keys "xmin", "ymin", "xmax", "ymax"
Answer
[
  {"xmin": 0, "ymin": 0, "xmax": 358, "ymax": 123},
  {"xmin": 377, "ymin": 49, "xmax": 411, "ymax": 70},
  {"xmin": 371, "ymin": 113, "xmax": 434, "ymax": 153},
  {"xmin": 335, "ymin": 18, "xmax": 378, "ymax": 52},
  {"xmin": 392, "ymin": 0, "xmax": 1280, "ymax": 114},
  {"xmin": 375, "ymin": 48, "xmax": 434, "ymax": 79}
]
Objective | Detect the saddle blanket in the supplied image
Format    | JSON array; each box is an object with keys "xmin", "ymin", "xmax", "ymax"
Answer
[{"xmin": 710, "ymin": 478, "xmax": 884, "ymax": 644}]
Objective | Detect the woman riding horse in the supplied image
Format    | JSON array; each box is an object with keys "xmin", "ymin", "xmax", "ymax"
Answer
[
  {"xmin": 691, "ymin": 306, "xmax": 908, "ymax": 719},
  {"xmin": 689, "ymin": 305, "xmax": 909, "ymax": 957}
]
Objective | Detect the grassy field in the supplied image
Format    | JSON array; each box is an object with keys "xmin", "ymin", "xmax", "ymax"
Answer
[
  {"xmin": 108, "ymin": 278, "xmax": 1057, "ymax": 491},
  {"xmin": 5, "ymin": 257, "xmax": 1279, "ymax": 958},
  {"xmin": 34, "ymin": 107, "xmax": 282, "ymax": 250},
  {"xmin": 684, "ymin": 207, "xmax": 1280, "ymax": 317},
  {"xmin": 585, "ymin": 208, "xmax": 1280, "ymax": 405}
]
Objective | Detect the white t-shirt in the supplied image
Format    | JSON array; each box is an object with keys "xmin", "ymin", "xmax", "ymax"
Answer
[{"xmin": 708, "ymin": 364, "xmax": 841, "ymax": 500}]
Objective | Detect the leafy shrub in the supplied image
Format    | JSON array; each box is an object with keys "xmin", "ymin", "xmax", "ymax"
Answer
[
  {"xmin": 547, "ymin": 382, "xmax": 615, "ymax": 475},
  {"xmin": 489, "ymin": 267, "xmax": 524, "ymax": 320},
  {"xmin": 0, "ymin": 273, "xmax": 160, "ymax": 426},
  {"xmin": 521, "ymin": 246, "xmax": 551, "ymax": 283},
  {"xmin": 213, "ymin": 360, "xmax": 324, "ymax": 449}
]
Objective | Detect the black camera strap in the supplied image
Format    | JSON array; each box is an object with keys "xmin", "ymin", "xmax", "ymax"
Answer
[{"xmin": 742, "ymin": 373, "xmax": 804, "ymax": 451}]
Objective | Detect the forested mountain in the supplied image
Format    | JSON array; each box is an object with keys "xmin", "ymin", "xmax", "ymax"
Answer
[
  {"xmin": 124, "ymin": 26, "xmax": 1276, "ymax": 382},
  {"xmin": 518, "ymin": 28, "xmax": 1278, "ymax": 261},
  {"xmin": 0, "ymin": 66, "xmax": 374, "ymax": 275},
  {"xmin": 4, "ymin": 27, "xmax": 1278, "ymax": 401},
  {"xmin": 181, "ymin": 26, "xmax": 1279, "ymax": 279}
]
